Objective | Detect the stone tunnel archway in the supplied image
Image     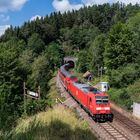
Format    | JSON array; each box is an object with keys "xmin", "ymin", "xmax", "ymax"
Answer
[{"xmin": 64, "ymin": 56, "xmax": 78, "ymax": 69}]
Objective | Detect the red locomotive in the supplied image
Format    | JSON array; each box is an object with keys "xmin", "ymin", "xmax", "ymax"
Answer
[{"xmin": 58, "ymin": 64, "xmax": 113, "ymax": 122}]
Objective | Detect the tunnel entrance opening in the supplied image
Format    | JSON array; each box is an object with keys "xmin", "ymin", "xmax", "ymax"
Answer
[
  {"xmin": 64, "ymin": 56, "xmax": 78, "ymax": 69},
  {"xmin": 67, "ymin": 61, "xmax": 75, "ymax": 68}
]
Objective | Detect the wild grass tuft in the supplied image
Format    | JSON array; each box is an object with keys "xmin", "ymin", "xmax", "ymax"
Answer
[{"xmin": 5, "ymin": 106, "xmax": 97, "ymax": 140}]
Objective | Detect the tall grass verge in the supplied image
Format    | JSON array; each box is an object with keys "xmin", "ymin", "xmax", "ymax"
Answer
[{"xmin": 6, "ymin": 106, "xmax": 96, "ymax": 140}]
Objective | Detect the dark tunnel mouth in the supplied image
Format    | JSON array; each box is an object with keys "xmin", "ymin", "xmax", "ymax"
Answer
[{"xmin": 66, "ymin": 61, "xmax": 75, "ymax": 68}]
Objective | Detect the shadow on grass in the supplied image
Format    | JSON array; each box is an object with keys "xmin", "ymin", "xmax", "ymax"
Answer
[{"xmin": 6, "ymin": 118, "xmax": 97, "ymax": 140}]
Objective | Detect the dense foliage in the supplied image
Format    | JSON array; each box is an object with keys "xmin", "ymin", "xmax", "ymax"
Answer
[{"xmin": 0, "ymin": 2, "xmax": 140, "ymax": 131}]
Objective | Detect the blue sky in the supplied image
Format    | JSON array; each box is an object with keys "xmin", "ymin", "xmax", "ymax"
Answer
[
  {"xmin": 8, "ymin": 0, "xmax": 53, "ymax": 26},
  {"xmin": 0, "ymin": 0, "xmax": 140, "ymax": 36}
]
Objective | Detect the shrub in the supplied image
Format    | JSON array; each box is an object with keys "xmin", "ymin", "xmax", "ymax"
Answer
[
  {"xmin": 127, "ymin": 78, "xmax": 140, "ymax": 103},
  {"xmin": 108, "ymin": 88, "xmax": 132, "ymax": 110},
  {"xmin": 109, "ymin": 64, "xmax": 140, "ymax": 88}
]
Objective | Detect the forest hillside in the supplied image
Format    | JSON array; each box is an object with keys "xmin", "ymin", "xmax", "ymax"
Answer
[{"xmin": 0, "ymin": 2, "xmax": 140, "ymax": 134}]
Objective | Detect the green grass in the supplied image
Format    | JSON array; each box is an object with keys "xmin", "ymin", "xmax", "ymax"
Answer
[
  {"xmin": 46, "ymin": 75, "xmax": 65, "ymax": 107},
  {"xmin": 3, "ymin": 106, "xmax": 97, "ymax": 140}
]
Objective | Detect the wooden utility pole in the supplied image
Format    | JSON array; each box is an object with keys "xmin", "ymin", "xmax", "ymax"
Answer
[
  {"xmin": 38, "ymin": 86, "xmax": 41, "ymax": 99},
  {"xmin": 98, "ymin": 64, "xmax": 100, "ymax": 78},
  {"xmin": 100, "ymin": 66, "xmax": 103, "ymax": 82},
  {"xmin": 23, "ymin": 82, "xmax": 27, "ymax": 115}
]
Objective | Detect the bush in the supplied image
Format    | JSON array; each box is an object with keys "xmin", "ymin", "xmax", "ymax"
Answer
[
  {"xmin": 109, "ymin": 64, "xmax": 140, "ymax": 88},
  {"xmin": 108, "ymin": 88, "xmax": 132, "ymax": 110},
  {"xmin": 127, "ymin": 78, "xmax": 140, "ymax": 103}
]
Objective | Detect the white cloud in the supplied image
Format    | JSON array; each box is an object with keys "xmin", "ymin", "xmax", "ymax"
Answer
[
  {"xmin": 52, "ymin": 0, "xmax": 83, "ymax": 12},
  {"xmin": 0, "ymin": 25, "xmax": 10, "ymax": 36},
  {"xmin": 0, "ymin": 0, "xmax": 28, "ymax": 12},
  {"xmin": 30, "ymin": 15, "xmax": 42, "ymax": 21},
  {"xmin": 0, "ymin": 14, "xmax": 10, "ymax": 22},
  {"xmin": 52, "ymin": 0, "xmax": 110, "ymax": 12},
  {"xmin": 52, "ymin": 0, "xmax": 140, "ymax": 13},
  {"xmin": 82, "ymin": 0, "xmax": 140, "ymax": 5},
  {"xmin": 115, "ymin": 0, "xmax": 140, "ymax": 5},
  {"xmin": 82, "ymin": 0, "xmax": 108, "ymax": 6}
]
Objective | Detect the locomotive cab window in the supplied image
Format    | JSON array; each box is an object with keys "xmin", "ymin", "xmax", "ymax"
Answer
[
  {"xmin": 103, "ymin": 99, "xmax": 109, "ymax": 104},
  {"xmin": 96, "ymin": 99, "xmax": 102, "ymax": 104},
  {"xmin": 96, "ymin": 96, "xmax": 109, "ymax": 104}
]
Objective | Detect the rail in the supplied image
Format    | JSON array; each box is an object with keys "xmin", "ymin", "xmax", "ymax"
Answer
[{"xmin": 56, "ymin": 74, "xmax": 139, "ymax": 140}]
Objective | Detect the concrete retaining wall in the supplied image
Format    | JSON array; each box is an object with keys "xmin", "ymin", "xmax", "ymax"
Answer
[{"xmin": 133, "ymin": 102, "xmax": 140, "ymax": 119}]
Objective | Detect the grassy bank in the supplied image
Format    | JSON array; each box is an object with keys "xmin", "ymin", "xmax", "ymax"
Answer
[
  {"xmin": 2, "ymin": 106, "xmax": 97, "ymax": 140},
  {"xmin": 45, "ymin": 73, "xmax": 65, "ymax": 107}
]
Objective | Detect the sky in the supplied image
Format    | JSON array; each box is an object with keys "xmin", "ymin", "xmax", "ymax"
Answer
[{"xmin": 0, "ymin": 0, "xmax": 140, "ymax": 36}]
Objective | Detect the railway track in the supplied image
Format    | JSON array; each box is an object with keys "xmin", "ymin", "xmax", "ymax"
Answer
[
  {"xmin": 56, "ymin": 74, "xmax": 140, "ymax": 140},
  {"xmin": 97, "ymin": 122, "xmax": 129, "ymax": 140},
  {"xmin": 112, "ymin": 109, "xmax": 140, "ymax": 139}
]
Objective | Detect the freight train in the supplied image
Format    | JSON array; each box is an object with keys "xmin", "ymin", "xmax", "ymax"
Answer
[{"xmin": 58, "ymin": 63, "xmax": 113, "ymax": 122}]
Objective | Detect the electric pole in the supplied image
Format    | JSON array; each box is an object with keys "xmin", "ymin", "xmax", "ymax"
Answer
[{"xmin": 23, "ymin": 82, "xmax": 27, "ymax": 116}]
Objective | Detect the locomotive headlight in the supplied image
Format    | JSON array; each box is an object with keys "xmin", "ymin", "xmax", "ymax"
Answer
[
  {"xmin": 96, "ymin": 107, "xmax": 102, "ymax": 110},
  {"xmin": 104, "ymin": 107, "xmax": 110, "ymax": 110},
  {"xmin": 96, "ymin": 107, "xmax": 110, "ymax": 110}
]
